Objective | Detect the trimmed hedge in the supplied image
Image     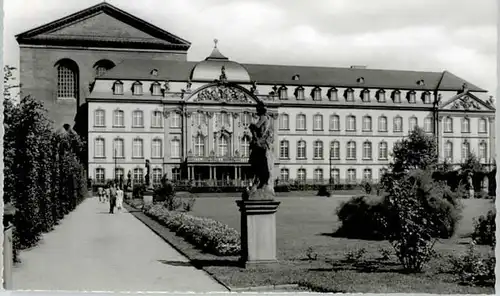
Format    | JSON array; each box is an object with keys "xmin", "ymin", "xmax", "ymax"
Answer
[
  {"xmin": 471, "ymin": 210, "xmax": 495, "ymax": 246},
  {"xmin": 144, "ymin": 204, "xmax": 240, "ymax": 256}
]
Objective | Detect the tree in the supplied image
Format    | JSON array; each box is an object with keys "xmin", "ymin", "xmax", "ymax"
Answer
[{"xmin": 390, "ymin": 127, "xmax": 438, "ymax": 174}]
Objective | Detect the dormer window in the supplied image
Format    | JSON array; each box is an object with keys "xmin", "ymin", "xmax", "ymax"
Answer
[
  {"xmin": 151, "ymin": 69, "xmax": 158, "ymax": 76},
  {"xmin": 151, "ymin": 82, "xmax": 161, "ymax": 96},
  {"xmin": 312, "ymin": 87, "xmax": 322, "ymax": 101},
  {"xmin": 292, "ymin": 74, "xmax": 300, "ymax": 81},
  {"xmin": 132, "ymin": 81, "xmax": 143, "ymax": 95},
  {"xmin": 344, "ymin": 88, "xmax": 354, "ymax": 102},
  {"xmin": 422, "ymin": 91, "xmax": 431, "ymax": 104},
  {"xmin": 361, "ymin": 89, "xmax": 370, "ymax": 102},
  {"xmin": 279, "ymin": 86, "xmax": 288, "ymax": 100},
  {"xmin": 392, "ymin": 90, "xmax": 401, "ymax": 103},
  {"xmin": 113, "ymin": 81, "xmax": 124, "ymax": 95},
  {"xmin": 416, "ymin": 79, "xmax": 425, "ymax": 86},
  {"xmin": 407, "ymin": 90, "xmax": 416, "ymax": 103},
  {"xmin": 376, "ymin": 89, "xmax": 386, "ymax": 102},
  {"xmin": 328, "ymin": 87, "xmax": 338, "ymax": 101},
  {"xmin": 357, "ymin": 77, "xmax": 365, "ymax": 84},
  {"xmin": 295, "ymin": 86, "xmax": 305, "ymax": 100}
]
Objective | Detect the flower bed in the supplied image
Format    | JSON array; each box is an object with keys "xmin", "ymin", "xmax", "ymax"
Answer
[{"xmin": 144, "ymin": 204, "xmax": 241, "ymax": 256}]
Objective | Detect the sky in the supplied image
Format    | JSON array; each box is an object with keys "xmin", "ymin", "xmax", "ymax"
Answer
[{"xmin": 3, "ymin": 0, "xmax": 497, "ymax": 94}]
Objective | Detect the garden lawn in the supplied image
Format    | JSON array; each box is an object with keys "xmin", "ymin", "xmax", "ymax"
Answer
[{"xmin": 184, "ymin": 195, "xmax": 495, "ymax": 294}]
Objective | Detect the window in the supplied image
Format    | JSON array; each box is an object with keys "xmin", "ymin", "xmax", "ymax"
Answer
[
  {"xmin": 362, "ymin": 116, "xmax": 372, "ymax": 131},
  {"xmin": 171, "ymin": 112, "xmax": 181, "ymax": 128},
  {"xmin": 422, "ymin": 91, "xmax": 431, "ymax": 104},
  {"xmin": 94, "ymin": 109, "xmax": 105, "ymax": 127},
  {"xmin": 362, "ymin": 141, "xmax": 372, "ymax": 159},
  {"xmin": 151, "ymin": 82, "xmax": 162, "ymax": 96},
  {"xmin": 280, "ymin": 140, "xmax": 289, "ymax": 159},
  {"xmin": 132, "ymin": 81, "xmax": 143, "ymax": 95},
  {"xmin": 461, "ymin": 141, "xmax": 470, "ymax": 160},
  {"xmin": 347, "ymin": 169, "xmax": 356, "ymax": 183},
  {"xmin": 328, "ymin": 88, "xmax": 338, "ymax": 101},
  {"xmin": 133, "ymin": 168, "xmax": 144, "ymax": 184},
  {"xmin": 279, "ymin": 86, "xmax": 288, "ymax": 100},
  {"xmin": 313, "ymin": 140, "xmax": 323, "ymax": 159},
  {"xmin": 378, "ymin": 116, "xmax": 388, "ymax": 132},
  {"xmin": 194, "ymin": 135, "xmax": 205, "ymax": 157},
  {"xmin": 444, "ymin": 117, "xmax": 453, "ymax": 132},
  {"xmin": 330, "ymin": 115, "xmax": 340, "ymax": 131},
  {"xmin": 377, "ymin": 89, "xmax": 386, "ymax": 102},
  {"xmin": 94, "ymin": 59, "xmax": 115, "ymax": 78},
  {"xmin": 152, "ymin": 111, "xmax": 163, "ymax": 128},
  {"xmin": 280, "ymin": 169, "xmax": 289, "ymax": 181},
  {"xmin": 347, "ymin": 141, "xmax": 356, "ymax": 160},
  {"xmin": 218, "ymin": 135, "xmax": 229, "ymax": 156},
  {"xmin": 407, "ymin": 90, "xmax": 416, "ymax": 103},
  {"xmin": 393, "ymin": 116, "xmax": 403, "ymax": 132},
  {"xmin": 152, "ymin": 168, "xmax": 162, "ymax": 185},
  {"xmin": 113, "ymin": 138, "xmax": 124, "ymax": 158},
  {"xmin": 95, "ymin": 138, "xmax": 105, "ymax": 158},
  {"xmin": 113, "ymin": 81, "xmax": 124, "ymax": 95},
  {"xmin": 194, "ymin": 112, "xmax": 206, "ymax": 126},
  {"xmin": 392, "ymin": 90, "xmax": 401, "ymax": 103},
  {"xmin": 379, "ymin": 142, "xmax": 388, "ymax": 160},
  {"xmin": 424, "ymin": 117, "xmax": 433, "ymax": 133},
  {"xmin": 347, "ymin": 115, "xmax": 356, "ymax": 131},
  {"xmin": 313, "ymin": 114, "xmax": 323, "ymax": 130},
  {"xmin": 115, "ymin": 168, "xmax": 124, "ymax": 183},
  {"xmin": 113, "ymin": 110, "xmax": 124, "ymax": 127},
  {"xmin": 132, "ymin": 138, "xmax": 144, "ymax": 158},
  {"xmin": 462, "ymin": 118, "xmax": 470, "ymax": 133},
  {"xmin": 297, "ymin": 168, "xmax": 306, "ymax": 182},
  {"xmin": 314, "ymin": 169, "xmax": 323, "ymax": 183},
  {"xmin": 217, "ymin": 112, "xmax": 230, "ymax": 126},
  {"xmin": 132, "ymin": 110, "xmax": 144, "ymax": 127},
  {"xmin": 297, "ymin": 140, "xmax": 306, "ymax": 159},
  {"xmin": 312, "ymin": 87, "xmax": 322, "ymax": 100},
  {"xmin": 279, "ymin": 114, "xmax": 289, "ymax": 130},
  {"xmin": 361, "ymin": 89, "xmax": 370, "ymax": 102},
  {"xmin": 479, "ymin": 142, "xmax": 487, "ymax": 160},
  {"xmin": 330, "ymin": 169, "xmax": 340, "ymax": 184},
  {"xmin": 345, "ymin": 88, "xmax": 354, "ymax": 101},
  {"xmin": 152, "ymin": 139, "xmax": 162, "ymax": 158},
  {"xmin": 330, "ymin": 141, "xmax": 340, "ymax": 159},
  {"xmin": 296, "ymin": 114, "xmax": 306, "ymax": 130},
  {"xmin": 409, "ymin": 117, "xmax": 418, "ymax": 131},
  {"xmin": 363, "ymin": 169, "xmax": 372, "ymax": 181},
  {"xmin": 171, "ymin": 138, "xmax": 181, "ymax": 158},
  {"xmin": 241, "ymin": 113, "xmax": 251, "ymax": 127},
  {"xmin": 241, "ymin": 136, "xmax": 250, "ymax": 157},
  {"xmin": 444, "ymin": 141, "xmax": 453, "ymax": 161},
  {"xmin": 295, "ymin": 86, "xmax": 305, "ymax": 100},
  {"xmin": 172, "ymin": 168, "xmax": 181, "ymax": 181},
  {"xmin": 479, "ymin": 118, "xmax": 487, "ymax": 133},
  {"xmin": 56, "ymin": 59, "xmax": 78, "ymax": 99},
  {"xmin": 95, "ymin": 168, "xmax": 105, "ymax": 184}
]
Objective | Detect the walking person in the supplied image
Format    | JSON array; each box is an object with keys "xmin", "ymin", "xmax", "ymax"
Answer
[
  {"xmin": 97, "ymin": 186, "xmax": 104, "ymax": 203},
  {"xmin": 104, "ymin": 185, "xmax": 110, "ymax": 203},
  {"xmin": 116, "ymin": 185, "xmax": 124, "ymax": 211},
  {"xmin": 109, "ymin": 182, "xmax": 117, "ymax": 214}
]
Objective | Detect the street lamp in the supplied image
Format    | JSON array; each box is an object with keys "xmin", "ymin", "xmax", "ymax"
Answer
[
  {"xmin": 114, "ymin": 148, "xmax": 117, "ymax": 183},
  {"xmin": 329, "ymin": 147, "xmax": 333, "ymax": 191}
]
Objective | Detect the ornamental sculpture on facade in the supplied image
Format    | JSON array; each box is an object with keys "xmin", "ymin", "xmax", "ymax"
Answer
[
  {"xmin": 195, "ymin": 85, "xmax": 253, "ymax": 103},
  {"xmin": 451, "ymin": 96, "xmax": 481, "ymax": 110}
]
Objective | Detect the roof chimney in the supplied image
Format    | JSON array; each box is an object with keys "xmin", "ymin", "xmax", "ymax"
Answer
[{"xmin": 350, "ymin": 65, "xmax": 367, "ymax": 69}]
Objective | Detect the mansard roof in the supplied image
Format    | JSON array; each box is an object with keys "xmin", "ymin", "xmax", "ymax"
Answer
[
  {"xmin": 15, "ymin": 2, "xmax": 191, "ymax": 51},
  {"xmin": 99, "ymin": 59, "xmax": 487, "ymax": 93}
]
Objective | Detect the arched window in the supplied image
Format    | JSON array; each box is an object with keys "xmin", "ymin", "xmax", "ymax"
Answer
[
  {"xmin": 378, "ymin": 116, "xmax": 388, "ymax": 132},
  {"xmin": 95, "ymin": 167, "xmax": 105, "ymax": 184},
  {"xmin": 347, "ymin": 168, "xmax": 356, "ymax": 183},
  {"xmin": 330, "ymin": 114, "xmax": 340, "ymax": 131},
  {"xmin": 151, "ymin": 138, "xmax": 163, "ymax": 158},
  {"xmin": 93, "ymin": 59, "xmax": 115, "ymax": 78},
  {"xmin": 279, "ymin": 114, "xmax": 289, "ymax": 130},
  {"xmin": 132, "ymin": 81, "xmax": 143, "ymax": 95},
  {"xmin": 379, "ymin": 142, "xmax": 388, "ymax": 160},
  {"xmin": 151, "ymin": 81, "xmax": 162, "ymax": 96},
  {"xmin": 407, "ymin": 90, "xmax": 416, "ymax": 103},
  {"xmin": 462, "ymin": 117, "xmax": 470, "ymax": 133},
  {"xmin": 132, "ymin": 138, "xmax": 144, "ymax": 158},
  {"xmin": 361, "ymin": 89, "xmax": 370, "ymax": 102},
  {"xmin": 479, "ymin": 118, "xmax": 488, "ymax": 133},
  {"xmin": 362, "ymin": 116, "xmax": 372, "ymax": 131},
  {"xmin": 218, "ymin": 135, "xmax": 229, "ymax": 157},
  {"xmin": 113, "ymin": 138, "xmax": 124, "ymax": 158},
  {"xmin": 94, "ymin": 109, "xmax": 105, "ymax": 127},
  {"xmin": 194, "ymin": 112, "xmax": 206, "ymax": 126},
  {"xmin": 444, "ymin": 141, "xmax": 453, "ymax": 161},
  {"xmin": 314, "ymin": 169, "xmax": 323, "ymax": 183},
  {"xmin": 377, "ymin": 89, "xmax": 386, "ymax": 102},
  {"xmin": 132, "ymin": 110, "xmax": 144, "ymax": 127},
  {"xmin": 363, "ymin": 141, "xmax": 372, "ymax": 159},
  {"xmin": 313, "ymin": 140, "xmax": 323, "ymax": 159},
  {"xmin": 296, "ymin": 114, "xmax": 306, "ymax": 130},
  {"xmin": 461, "ymin": 141, "xmax": 470, "ymax": 160},
  {"xmin": 194, "ymin": 135, "xmax": 205, "ymax": 157},
  {"xmin": 113, "ymin": 81, "xmax": 124, "ymax": 95},
  {"xmin": 328, "ymin": 87, "xmax": 338, "ymax": 101},
  {"xmin": 393, "ymin": 116, "xmax": 403, "ymax": 132},
  {"xmin": 151, "ymin": 110, "xmax": 163, "ymax": 128},
  {"xmin": 280, "ymin": 140, "xmax": 289, "ymax": 159},
  {"xmin": 422, "ymin": 91, "xmax": 432, "ymax": 104},
  {"xmin": 241, "ymin": 135, "xmax": 250, "ymax": 157},
  {"xmin": 94, "ymin": 137, "xmax": 105, "ymax": 158},
  {"xmin": 133, "ymin": 168, "xmax": 144, "ymax": 184},
  {"xmin": 479, "ymin": 141, "xmax": 487, "ymax": 160},
  {"xmin": 171, "ymin": 112, "xmax": 181, "ymax": 128},
  {"xmin": 312, "ymin": 87, "xmax": 322, "ymax": 101},
  {"xmin": 56, "ymin": 59, "xmax": 79, "ymax": 99},
  {"xmin": 424, "ymin": 117, "xmax": 433, "ymax": 133},
  {"xmin": 444, "ymin": 117, "xmax": 453, "ymax": 132},
  {"xmin": 363, "ymin": 168, "xmax": 372, "ymax": 181},
  {"xmin": 313, "ymin": 114, "xmax": 323, "ymax": 130},
  {"xmin": 152, "ymin": 168, "xmax": 163, "ymax": 185},
  {"xmin": 113, "ymin": 109, "xmax": 124, "ymax": 127},
  {"xmin": 344, "ymin": 88, "xmax": 354, "ymax": 101},
  {"xmin": 171, "ymin": 138, "xmax": 181, "ymax": 158},
  {"xmin": 392, "ymin": 90, "xmax": 401, "ymax": 103},
  {"xmin": 279, "ymin": 86, "xmax": 288, "ymax": 100},
  {"xmin": 330, "ymin": 141, "xmax": 340, "ymax": 159},
  {"xmin": 409, "ymin": 116, "xmax": 418, "ymax": 131},
  {"xmin": 280, "ymin": 168, "xmax": 289, "ymax": 181},
  {"xmin": 347, "ymin": 141, "xmax": 356, "ymax": 159},
  {"xmin": 347, "ymin": 115, "xmax": 356, "ymax": 131},
  {"xmin": 297, "ymin": 140, "xmax": 307, "ymax": 159},
  {"xmin": 331, "ymin": 169, "xmax": 340, "ymax": 184},
  {"xmin": 295, "ymin": 86, "xmax": 305, "ymax": 100},
  {"xmin": 297, "ymin": 168, "xmax": 307, "ymax": 182}
]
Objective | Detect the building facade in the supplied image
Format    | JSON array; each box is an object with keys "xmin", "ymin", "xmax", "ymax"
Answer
[{"xmin": 18, "ymin": 2, "xmax": 496, "ymax": 186}]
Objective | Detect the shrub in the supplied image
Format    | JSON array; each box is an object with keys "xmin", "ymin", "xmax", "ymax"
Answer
[
  {"xmin": 448, "ymin": 243, "xmax": 495, "ymax": 286},
  {"xmin": 144, "ymin": 204, "xmax": 240, "ymax": 256},
  {"xmin": 344, "ymin": 248, "xmax": 366, "ymax": 262},
  {"xmin": 317, "ymin": 185, "xmax": 331, "ymax": 197},
  {"xmin": 182, "ymin": 195, "xmax": 196, "ymax": 212},
  {"xmin": 133, "ymin": 184, "xmax": 146, "ymax": 199},
  {"xmin": 363, "ymin": 182, "xmax": 372, "ymax": 194},
  {"xmin": 471, "ymin": 210, "xmax": 495, "ymax": 246},
  {"xmin": 379, "ymin": 248, "xmax": 392, "ymax": 261},
  {"xmin": 305, "ymin": 247, "xmax": 318, "ymax": 261}
]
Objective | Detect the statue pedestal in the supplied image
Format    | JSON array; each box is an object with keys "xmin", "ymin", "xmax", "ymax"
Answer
[
  {"xmin": 236, "ymin": 200, "xmax": 281, "ymax": 268},
  {"xmin": 143, "ymin": 189, "xmax": 154, "ymax": 206}
]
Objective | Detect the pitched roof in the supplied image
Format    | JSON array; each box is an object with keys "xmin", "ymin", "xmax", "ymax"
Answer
[
  {"xmin": 16, "ymin": 2, "xmax": 191, "ymax": 50},
  {"xmin": 99, "ymin": 59, "xmax": 487, "ymax": 92}
]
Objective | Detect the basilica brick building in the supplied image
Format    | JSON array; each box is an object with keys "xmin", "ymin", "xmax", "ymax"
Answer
[{"xmin": 17, "ymin": 2, "xmax": 496, "ymax": 186}]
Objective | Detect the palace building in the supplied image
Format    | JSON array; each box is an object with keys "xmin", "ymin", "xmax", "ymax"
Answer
[{"xmin": 16, "ymin": 2, "xmax": 496, "ymax": 186}]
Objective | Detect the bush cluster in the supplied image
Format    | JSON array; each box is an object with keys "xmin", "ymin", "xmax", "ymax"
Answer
[
  {"xmin": 144, "ymin": 204, "xmax": 240, "ymax": 256},
  {"xmin": 471, "ymin": 210, "xmax": 495, "ymax": 246},
  {"xmin": 448, "ymin": 243, "xmax": 495, "ymax": 286},
  {"xmin": 4, "ymin": 95, "xmax": 87, "ymax": 254}
]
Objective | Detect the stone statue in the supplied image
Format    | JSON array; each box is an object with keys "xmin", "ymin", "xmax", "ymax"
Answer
[
  {"xmin": 126, "ymin": 170, "xmax": 132, "ymax": 190},
  {"xmin": 467, "ymin": 172, "xmax": 474, "ymax": 198},
  {"xmin": 145, "ymin": 159, "xmax": 151, "ymax": 188},
  {"xmin": 244, "ymin": 101, "xmax": 275, "ymax": 200},
  {"xmin": 119, "ymin": 175, "xmax": 124, "ymax": 190}
]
